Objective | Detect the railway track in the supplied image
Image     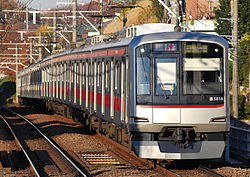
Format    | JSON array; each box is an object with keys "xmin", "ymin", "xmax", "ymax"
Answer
[
  {"xmin": 0, "ymin": 105, "xmax": 243, "ymax": 177},
  {"xmin": 94, "ymin": 132, "xmax": 181, "ymax": 177},
  {"xmin": 0, "ymin": 107, "xmax": 89, "ymax": 176},
  {"xmin": 198, "ymin": 165, "xmax": 227, "ymax": 177},
  {"xmin": 167, "ymin": 162, "xmax": 228, "ymax": 177}
]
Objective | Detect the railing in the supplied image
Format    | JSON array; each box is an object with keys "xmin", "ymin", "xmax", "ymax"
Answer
[{"xmin": 230, "ymin": 125, "xmax": 250, "ymax": 162}]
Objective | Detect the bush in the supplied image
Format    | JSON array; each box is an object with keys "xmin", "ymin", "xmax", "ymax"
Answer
[
  {"xmin": 0, "ymin": 78, "xmax": 16, "ymax": 105},
  {"xmin": 230, "ymin": 94, "xmax": 249, "ymax": 119}
]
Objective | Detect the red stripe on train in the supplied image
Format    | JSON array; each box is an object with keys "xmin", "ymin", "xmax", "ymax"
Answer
[{"xmin": 137, "ymin": 104, "xmax": 224, "ymax": 108}]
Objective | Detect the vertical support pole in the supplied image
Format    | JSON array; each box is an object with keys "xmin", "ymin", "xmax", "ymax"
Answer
[
  {"xmin": 163, "ymin": 0, "xmax": 170, "ymax": 23},
  {"xmin": 16, "ymin": 45, "xmax": 18, "ymax": 103},
  {"xmin": 231, "ymin": 0, "xmax": 239, "ymax": 118},
  {"xmin": 53, "ymin": 11, "xmax": 57, "ymax": 52},
  {"xmin": 39, "ymin": 32, "xmax": 42, "ymax": 60},
  {"xmin": 72, "ymin": 0, "xmax": 77, "ymax": 47},
  {"xmin": 26, "ymin": 10, "xmax": 29, "ymax": 31},
  {"xmin": 30, "ymin": 41, "xmax": 33, "ymax": 63}
]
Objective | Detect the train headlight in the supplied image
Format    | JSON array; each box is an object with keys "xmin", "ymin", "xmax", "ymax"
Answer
[
  {"xmin": 130, "ymin": 116, "xmax": 149, "ymax": 122},
  {"xmin": 211, "ymin": 117, "xmax": 226, "ymax": 122}
]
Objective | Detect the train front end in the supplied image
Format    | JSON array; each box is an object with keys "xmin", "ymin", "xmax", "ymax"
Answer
[{"xmin": 129, "ymin": 32, "xmax": 229, "ymax": 159}]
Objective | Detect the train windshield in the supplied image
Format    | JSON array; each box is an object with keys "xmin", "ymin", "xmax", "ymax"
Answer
[
  {"xmin": 136, "ymin": 41, "xmax": 224, "ymax": 105},
  {"xmin": 183, "ymin": 42, "xmax": 224, "ymax": 95}
]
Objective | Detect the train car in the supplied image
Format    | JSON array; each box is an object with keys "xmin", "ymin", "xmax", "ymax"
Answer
[{"xmin": 17, "ymin": 23, "xmax": 229, "ymax": 160}]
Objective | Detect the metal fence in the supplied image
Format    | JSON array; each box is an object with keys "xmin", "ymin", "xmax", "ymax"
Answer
[{"xmin": 230, "ymin": 125, "xmax": 250, "ymax": 162}]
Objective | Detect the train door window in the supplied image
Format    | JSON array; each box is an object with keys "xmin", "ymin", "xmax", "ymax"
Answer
[
  {"xmin": 79, "ymin": 62, "xmax": 82, "ymax": 105},
  {"xmin": 55, "ymin": 65, "xmax": 57, "ymax": 98},
  {"xmin": 48, "ymin": 67, "xmax": 50, "ymax": 97},
  {"xmin": 155, "ymin": 58, "xmax": 177, "ymax": 96},
  {"xmin": 97, "ymin": 61, "xmax": 100, "ymax": 88},
  {"xmin": 66, "ymin": 63, "xmax": 70, "ymax": 99},
  {"xmin": 110, "ymin": 58, "xmax": 115, "ymax": 118},
  {"xmin": 54, "ymin": 65, "xmax": 56, "ymax": 98},
  {"xmin": 59, "ymin": 64, "xmax": 61, "ymax": 99},
  {"xmin": 77, "ymin": 62, "xmax": 79, "ymax": 99},
  {"xmin": 105, "ymin": 61, "xmax": 111, "ymax": 92},
  {"xmin": 98, "ymin": 61, "xmax": 102, "ymax": 92},
  {"xmin": 45, "ymin": 68, "xmax": 47, "ymax": 97},
  {"xmin": 94, "ymin": 60, "xmax": 97, "ymax": 111},
  {"xmin": 115, "ymin": 60, "xmax": 121, "ymax": 95},
  {"xmin": 86, "ymin": 61, "xmax": 89, "ymax": 108},
  {"xmin": 82, "ymin": 62, "xmax": 85, "ymax": 87},
  {"xmin": 73, "ymin": 63, "xmax": 77, "ymax": 103},
  {"xmin": 57, "ymin": 64, "xmax": 59, "ymax": 98},
  {"xmin": 101, "ymin": 59, "xmax": 105, "ymax": 115},
  {"xmin": 64, "ymin": 63, "xmax": 67, "ymax": 100}
]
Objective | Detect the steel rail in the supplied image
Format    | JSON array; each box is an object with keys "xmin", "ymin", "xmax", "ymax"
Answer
[
  {"xmin": 3, "ymin": 107, "xmax": 88, "ymax": 177},
  {"xmin": 0, "ymin": 114, "xmax": 40, "ymax": 177},
  {"xmin": 198, "ymin": 165, "xmax": 226, "ymax": 177},
  {"xmin": 96, "ymin": 133, "xmax": 180, "ymax": 177}
]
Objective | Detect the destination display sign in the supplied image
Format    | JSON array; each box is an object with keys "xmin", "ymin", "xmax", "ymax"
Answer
[{"xmin": 153, "ymin": 42, "xmax": 178, "ymax": 52}]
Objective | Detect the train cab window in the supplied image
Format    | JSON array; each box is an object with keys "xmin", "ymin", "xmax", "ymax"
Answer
[
  {"xmin": 183, "ymin": 42, "xmax": 223, "ymax": 95},
  {"xmin": 136, "ymin": 56, "xmax": 150, "ymax": 95}
]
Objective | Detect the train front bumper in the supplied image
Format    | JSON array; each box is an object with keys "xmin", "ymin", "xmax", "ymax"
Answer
[{"xmin": 132, "ymin": 141, "xmax": 225, "ymax": 159}]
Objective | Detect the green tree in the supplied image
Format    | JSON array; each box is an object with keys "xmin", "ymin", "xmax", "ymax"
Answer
[
  {"xmin": 238, "ymin": 33, "xmax": 250, "ymax": 88},
  {"xmin": 214, "ymin": 0, "xmax": 250, "ymax": 39},
  {"xmin": 150, "ymin": 0, "xmax": 163, "ymax": 22},
  {"xmin": 214, "ymin": 0, "xmax": 250, "ymax": 86},
  {"xmin": 214, "ymin": 0, "xmax": 231, "ymax": 36}
]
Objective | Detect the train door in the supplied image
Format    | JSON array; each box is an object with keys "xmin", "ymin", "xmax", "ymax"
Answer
[{"xmin": 152, "ymin": 55, "xmax": 180, "ymax": 124}]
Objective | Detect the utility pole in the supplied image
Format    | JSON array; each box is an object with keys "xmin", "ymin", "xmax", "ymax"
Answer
[
  {"xmin": 39, "ymin": 32, "xmax": 42, "ymax": 60},
  {"xmin": 231, "ymin": 0, "xmax": 239, "ymax": 118},
  {"xmin": 158, "ymin": 0, "xmax": 178, "ymax": 26},
  {"xmin": 72, "ymin": 0, "xmax": 77, "ymax": 47},
  {"xmin": 53, "ymin": 11, "xmax": 57, "ymax": 51},
  {"xmin": 8, "ymin": 46, "xmax": 22, "ymax": 103},
  {"xmin": 163, "ymin": 0, "xmax": 170, "ymax": 23}
]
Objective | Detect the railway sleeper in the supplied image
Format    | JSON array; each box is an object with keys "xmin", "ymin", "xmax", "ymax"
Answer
[{"xmin": 21, "ymin": 98, "xmax": 132, "ymax": 154}]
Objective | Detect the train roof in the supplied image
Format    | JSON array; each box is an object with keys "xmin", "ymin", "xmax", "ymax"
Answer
[
  {"xmin": 19, "ymin": 31, "xmax": 228, "ymax": 75},
  {"xmin": 130, "ymin": 32, "xmax": 228, "ymax": 49}
]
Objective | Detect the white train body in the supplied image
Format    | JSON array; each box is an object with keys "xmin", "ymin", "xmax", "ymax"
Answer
[{"xmin": 17, "ymin": 24, "xmax": 229, "ymax": 160}]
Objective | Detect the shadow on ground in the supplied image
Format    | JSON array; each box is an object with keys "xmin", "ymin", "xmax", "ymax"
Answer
[{"xmin": 0, "ymin": 81, "xmax": 16, "ymax": 105}]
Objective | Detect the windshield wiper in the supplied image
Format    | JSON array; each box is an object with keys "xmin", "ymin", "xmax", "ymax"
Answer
[{"xmin": 157, "ymin": 76, "xmax": 169, "ymax": 99}]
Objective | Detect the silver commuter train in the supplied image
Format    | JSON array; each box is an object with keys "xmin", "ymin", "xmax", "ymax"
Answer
[{"xmin": 17, "ymin": 26, "xmax": 229, "ymax": 160}]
